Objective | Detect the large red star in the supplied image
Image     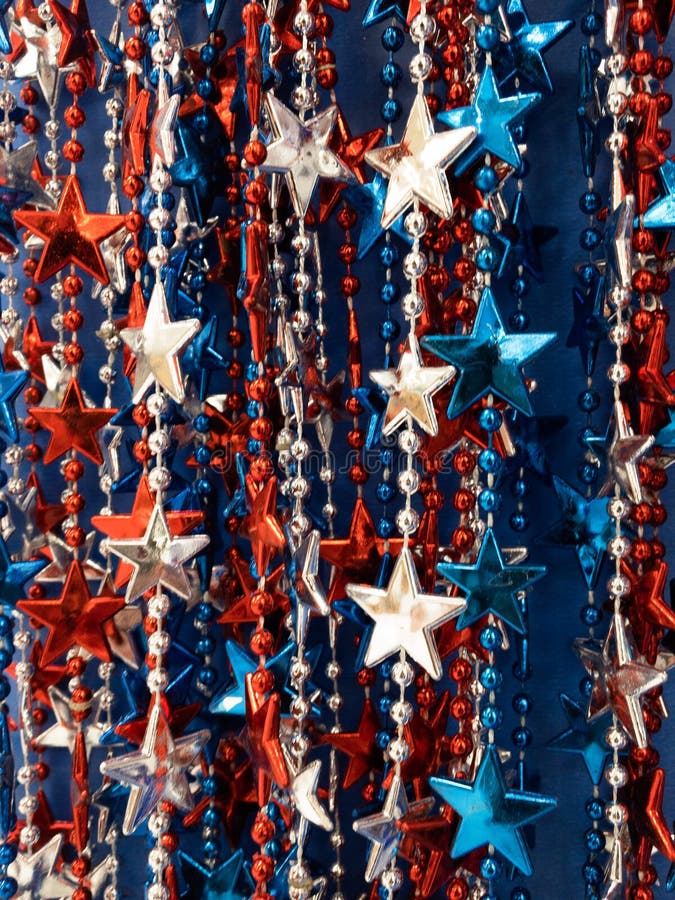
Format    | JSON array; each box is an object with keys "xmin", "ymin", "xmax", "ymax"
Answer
[
  {"xmin": 218, "ymin": 554, "xmax": 288, "ymax": 625},
  {"xmin": 621, "ymin": 559, "xmax": 675, "ymax": 662},
  {"xmin": 17, "ymin": 561, "xmax": 124, "ymax": 664},
  {"xmin": 7, "ymin": 640, "xmax": 66, "ymax": 706},
  {"xmin": 122, "ymin": 78, "xmax": 151, "ymax": 179},
  {"xmin": 240, "ymin": 476, "xmax": 285, "ymax": 577},
  {"xmin": 245, "ymin": 674, "xmax": 288, "ymax": 805},
  {"xmin": 14, "ymin": 176, "xmax": 126, "ymax": 283},
  {"xmin": 625, "ymin": 765, "xmax": 675, "ymax": 870},
  {"xmin": 319, "ymin": 110, "xmax": 384, "ymax": 222},
  {"xmin": 50, "ymin": 0, "xmax": 97, "ymax": 87},
  {"xmin": 116, "ymin": 693, "xmax": 201, "ymax": 748},
  {"xmin": 29, "ymin": 378, "xmax": 116, "ymax": 465},
  {"xmin": 321, "ymin": 698, "xmax": 384, "ymax": 788}
]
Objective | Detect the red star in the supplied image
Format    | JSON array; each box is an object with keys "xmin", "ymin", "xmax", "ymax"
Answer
[
  {"xmin": 17, "ymin": 561, "xmax": 124, "ymax": 664},
  {"xmin": 91, "ymin": 475, "xmax": 204, "ymax": 590},
  {"xmin": 634, "ymin": 98, "xmax": 666, "ymax": 214},
  {"xmin": 201, "ymin": 406, "xmax": 250, "ymax": 495},
  {"xmin": 50, "ymin": 0, "xmax": 97, "ymax": 87},
  {"xmin": 240, "ymin": 476, "xmax": 285, "ymax": 576},
  {"xmin": 622, "ymin": 559, "xmax": 675, "ymax": 662},
  {"xmin": 625, "ymin": 765, "xmax": 675, "ymax": 870},
  {"xmin": 245, "ymin": 674, "xmax": 288, "ymax": 805},
  {"xmin": 6, "ymin": 317, "xmax": 55, "ymax": 385},
  {"xmin": 122, "ymin": 79, "xmax": 151, "ymax": 179},
  {"xmin": 7, "ymin": 640, "xmax": 66, "ymax": 706},
  {"xmin": 321, "ymin": 698, "xmax": 384, "ymax": 788},
  {"xmin": 318, "ymin": 109, "xmax": 384, "ymax": 222},
  {"xmin": 14, "ymin": 176, "xmax": 126, "ymax": 283},
  {"xmin": 320, "ymin": 498, "xmax": 405, "ymax": 603},
  {"xmin": 218, "ymin": 554, "xmax": 288, "ymax": 625},
  {"xmin": 399, "ymin": 813, "xmax": 455, "ymax": 898},
  {"xmin": 241, "ymin": 220, "xmax": 270, "ymax": 364},
  {"xmin": 116, "ymin": 693, "xmax": 201, "ymax": 748},
  {"xmin": 421, "ymin": 386, "xmax": 511, "ymax": 463},
  {"xmin": 29, "ymin": 378, "xmax": 116, "ymax": 465},
  {"xmin": 383, "ymin": 692, "xmax": 451, "ymax": 789},
  {"xmin": 25, "ymin": 471, "xmax": 68, "ymax": 534},
  {"xmin": 634, "ymin": 312, "xmax": 675, "ymax": 435},
  {"xmin": 11, "ymin": 789, "xmax": 73, "ymax": 851}
]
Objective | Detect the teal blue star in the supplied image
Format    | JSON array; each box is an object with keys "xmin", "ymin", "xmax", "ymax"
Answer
[
  {"xmin": 543, "ymin": 476, "xmax": 613, "ymax": 589},
  {"xmin": 495, "ymin": 0, "xmax": 574, "ymax": 94},
  {"xmin": 362, "ymin": 0, "xmax": 408, "ymax": 27},
  {"xmin": 430, "ymin": 744, "xmax": 556, "ymax": 875},
  {"xmin": 0, "ymin": 537, "xmax": 47, "ymax": 609},
  {"xmin": 438, "ymin": 67, "xmax": 539, "ymax": 174},
  {"xmin": 208, "ymin": 640, "xmax": 294, "ymax": 718},
  {"xmin": 436, "ymin": 528, "xmax": 545, "ymax": 633},
  {"xmin": 204, "ymin": 0, "xmax": 226, "ymax": 29},
  {"xmin": 643, "ymin": 159, "xmax": 675, "ymax": 229},
  {"xmin": 421, "ymin": 287, "xmax": 556, "ymax": 418},
  {"xmin": 655, "ymin": 409, "xmax": 675, "ymax": 452},
  {"xmin": 179, "ymin": 849, "xmax": 252, "ymax": 899},
  {"xmin": 547, "ymin": 693, "xmax": 611, "ymax": 785},
  {"xmin": 344, "ymin": 172, "xmax": 409, "ymax": 259},
  {"xmin": 0, "ymin": 365, "xmax": 28, "ymax": 442}
]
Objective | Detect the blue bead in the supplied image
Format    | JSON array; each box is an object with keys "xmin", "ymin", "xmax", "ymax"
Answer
[
  {"xmin": 0, "ymin": 471, "xmax": 6, "ymax": 488},
  {"xmin": 377, "ymin": 697, "xmax": 391, "ymax": 716},
  {"xmin": 511, "ymin": 276, "xmax": 530, "ymax": 298},
  {"xmin": 265, "ymin": 802, "xmax": 280, "ymax": 821},
  {"xmin": 196, "ymin": 479, "xmax": 212, "ymax": 497},
  {"xmin": 580, "ymin": 190, "xmax": 602, "ymax": 214},
  {"xmin": 509, "ymin": 309, "xmax": 530, "ymax": 333},
  {"xmin": 515, "ymin": 157, "xmax": 531, "ymax": 179},
  {"xmin": 202, "ymin": 775, "xmax": 218, "ymax": 796},
  {"xmin": 576, "ymin": 263, "xmax": 597, "ymax": 286},
  {"xmin": 196, "ymin": 78, "xmax": 215, "ymax": 100},
  {"xmin": 578, "ymin": 425, "xmax": 597, "ymax": 445},
  {"xmin": 0, "ymin": 502, "xmax": 7, "ymax": 520},
  {"xmin": 194, "ymin": 414, "xmax": 210, "ymax": 434},
  {"xmin": 191, "ymin": 271, "xmax": 207, "ymax": 291},
  {"xmin": 196, "ymin": 636, "xmax": 216, "ymax": 656},
  {"xmin": 581, "ymin": 604, "xmax": 602, "ymax": 627},
  {"xmin": 512, "ymin": 891, "xmax": 531, "ymax": 900},
  {"xmin": 202, "ymin": 841, "xmax": 219, "ymax": 858},
  {"xmin": 480, "ymin": 665, "xmax": 502, "ymax": 689},
  {"xmin": 585, "ymin": 798, "xmax": 603, "ymax": 820},
  {"xmin": 196, "ymin": 602, "xmax": 215, "ymax": 623},
  {"xmin": 0, "ymin": 649, "xmax": 11, "ymax": 669},
  {"xmin": 194, "ymin": 445, "xmax": 211, "ymax": 465},
  {"xmin": 580, "ymin": 675, "xmax": 593, "ymax": 697},
  {"xmin": 380, "ymin": 60, "xmax": 402, "ymax": 87},
  {"xmin": 380, "ymin": 282, "xmax": 399, "ymax": 305},
  {"xmin": 381, "ymin": 97, "xmax": 402, "ymax": 123},
  {"xmin": 580, "ymin": 227, "xmax": 602, "ymax": 251},
  {"xmin": 376, "ymin": 729, "xmax": 390, "ymax": 749},
  {"xmin": 379, "ymin": 243, "xmax": 399, "ymax": 267},
  {"xmin": 512, "ymin": 478, "xmax": 528, "ymax": 498},
  {"xmin": 478, "ymin": 407, "xmax": 502, "ymax": 432},
  {"xmin": 198, "ymin": 666, "xmax": 217, "ymax": 687},
  {"xmin": 581, "ymin": 12, "xmax": 603, "ymax": 34},
  {"xmin": 477, "ymin": 448, "xmax": 500, "ymax": 474},
  {"xmin": 480, "ymin": 625, "xmax": 501, "ymax": 650},
  {"xmin": 511, "ymin": 123, "xmax": 527, "ymax": 143},
  {"xmin": 377, "ymin": 517, "xmax": 394, "ymax": 538},
  {"xmin": 160, "ymin": 229, "xmax": 175, "ymax": 247},
  {"xmin": 476, "ymin": 23, "xmax": 499, "ymax": 50},
  {"xmin": 203, "ymin": 806, "xmax": 220, "ymax": 826},
  {"xmin": 381, "ymin": 25, "xmax": 405, "ymax": 51},
  {"xmin": 0, "ymin": 846, "xmax": 16, "ymax": 867},
  {"xmin": 577, "ymin": 462, "xmax": 599, "ymax": 485},
  {"xmin": 480, "ymin": 855, "xmax": 501, "ymax": 880},
  {"xmin": 0, "ymin": 617, "xmax": 11, "ymax": 637},
  {"xmin": 471, "ymin": 208, "xmax": 496, "ymax": 235},
  {"xmin": 584, "ymin": 828, "xmax": 604, "ymax": 852},
  {"xmin": 512, "ymin": 692, "xmax": 532, "ymax": 715},
  {"xmin": 381, "ymin": 662, "xmax": 392, "ymax": 678},
  {"xmin": 0, "ymin": 876, "xmax": 16, "ymax": 899},
  {"xmin": 380, "ymin": 449, "xmax": 393, "ymax": 467},
  {"xmin": 509, "ymin": 512, "xmax": 529, "ymax": 532},
  {"xmin": 190, "ymin": 240, "xmax": 206, "ymax": 261},
  {"xmin": 379, "ymin": 319, "xmax": 400, "ymax": 341},
  {"xmin": 474, "ymin": 165, "xmax": 498, "ymax": 192},
  {"xmin": 578, "ymin": 389, "xmax": 601, "ymax": 412},
  {"xmin": 478, "ymin": 488, "xmax": 500, "ymax": 513},
  {"xmin": 265, "ymin": 839, "xmax": 281, "ymax": 858},
  {"xmin": 480, "ymin": 704, "xmax": 502, "ymax": 728},
  {"xmin": 512, "ymin": 726, "xmax": 532, "ymax": 748},
  {"xmin": 583, "ymin": 861, "xmax": 603, "ymax": 886},
  {"xmin": 512, "ymin": 659, "xmax": 532, "ymax": 680},
  {"xmin": 200, "ymin": 43, "xmax": 217, "ymax": 65},
  {"xmin": 247, "ymin": 439, "xmax": 261, "ymax": 457},
  {"xmin": 376, "ymin": 482, "xmax": 395, "ymax": 503},
  {"xmin": 193, "ymin": 112, "xmax": 210, "ymax": 134},
  {"xmin": 476, "ymin": 0, "xmax": 500, "ymax": 11},
  {"xmin": 476, "ymin": 245, "xmax": 497, "ymax": 272},
  {"xmin": 589, "ymin": 47, "xmax": 602, "ymax": 67}
]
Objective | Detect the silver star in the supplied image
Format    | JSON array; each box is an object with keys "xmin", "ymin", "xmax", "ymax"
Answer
[
  {"xmin": 99, "ymin": 422, "xmax": 124, "ymax": 483},
  {"xmin": 370, "ymin": 333, "xmax": 455, "ymax": 436},
  {"xmin": 284, "ymin": 756, "xmax": 333, "ymax": 845},
  {"xmin": 353, "ymin": 775, "xmax": 434, "ymax": 882},
  {"xmin": 39, "ymin": 355, "xmax": 70, "ymax": 407},
  {"xmin": 365, "ymin": 93, "xmax": 476, "ymax": 228},
  {"xmin": 604, "ymin": 191, "xmax": 634, "ymax": 287},
  {"xmin": 37, "ymin": 686, "xmax": 118, "ymax": 757},
  {"xmin": 150, "ymin": 77, "xmax": 180, "ymax": 167},
  {"xmin": 587, "ymin": 402, "xmax": 654, "ymax": 503},
  {"xmin": 173, "ymin": 194, "xmax": 218, "ymax": 248},
  {"xmin": 100, "ymin": 702, "xmax": 209, "ymax": 835},
  {"xmin": 120, "ymin": 279, "xmax": 201, "ymax": 403},
  {"xmin": 600, "ymin": 835, "xmax": 624, "ymax": 900},
  {"xmin": 61, "ymin": 855, "xmax": 114, "ymax": 898},
  {"xmin": 292, "ymin": 530, "xmax": 330, "ymax": 646},
  {"xmin": 36, "ymin": 531, "xmax": 105, "ymax": 583},
  {"xmin": 0, "ymin": 141, "xmax": 55, "ymax": 209},
  {"xmin": 94, "ymin": 192, "xmax": 130, "ymax": 296},
  {"xmin": 259, "ymin": 94, "xmax": 355, "ymax": 218},
  {"xmin": 346, "ymin": 547, "xmax": 466, "ymax": 680},
  {"xmin": 106, "ymin": 503, "xmax": 209, "ymax": 603},
  {"xmin": 8, "ymin": 835, "xmax": 72, "ymax": 899},
  {"xmin": 10, "ymin": 11, "xmax": 72, "ymax": 109}
]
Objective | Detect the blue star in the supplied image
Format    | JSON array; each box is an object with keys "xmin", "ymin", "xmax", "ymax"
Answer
[
  {"xmin": 421, "ymin": 286, "xmax": 556, "ymax": 418},
  {"xmin": 170, "ymin": 122, "xmax": 225, "ymax": 226},
  {"xmin": 438, "ymin": 67, "xmax": 539, "ymax": 174},
  {"xmin": 179, "ymin": 849, "xmax": 252, "ymax": 899},
  {"xmin": 0, "ymin": 364, "xmax": 28, "ymax": 442},
  {"xmin": 204, "ymin": 0, "xmax": 226, "ymax": 29},
  {"xmin": 543, "ymin": 476, "xmax": 613, "ymax": 589},
  {"xmin": 504, "ymin": 410, "xmax": 567, "ymax": 483},
  {"xmin": 437, "ymin": 528, "xmax": 545, "ymax": 633},
  {"xmin": 548, "ymin": 693, "xmax": 611, "ymax": 785},
  {"xmin": 655, "ymin": 409, "xmax": 675, "ymax": 452},
  {"xmin": 208, "ymin": 641, "xmax": 295, "ymax": 719},
  {"xmin": 94, "ymin": 30, "xmax": 127, "ymax": 93},
  {"xmin": 566, "ymin": 275, "xmax": 606, "ymax": 377},
  {"xmin": 0, "ymin": 1, "xmax": 12, "ymax": 56},
  {"xmin": 495, "ymin": 190, "xmax": 557, "ymax": 280},
  {"xmin": 344, "ymin": 173, "xmax": 410, "ymax": 259},
  {"xmin": 0, "ymin": 538, "xmax": 46, "ymax": 610},
  {"xmin": 643, "ymin": 159, "xmax": 675, "ymax": 229},
  {"xmin": 182, "ymin": 316, "xmax": 228, "ymax": 401},
  {"xmin": 362, "ymin": 0, "xmax": 408, "ymax": 27},
  {"xmin": 430, "ymin": 744, "xmax": 556, "ymax": 875},
  {"xmin": 494, "ymin": 0, "xmax": 574, "ymax": 94},
  {"xmin": 352, "ymin": 385, "xmax": 388, "ymax": 450},
  {"xmin": 577, "ymin": 44, "xmax": 602, "ymax": 177},
  {"xmin": 0, "ymin": 711, "xmax": 13, "ymax": 839}
]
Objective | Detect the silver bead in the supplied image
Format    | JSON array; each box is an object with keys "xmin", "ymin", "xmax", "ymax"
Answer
[
  {"xmin": 403, "ymin": 250, "xmax": 428, "ymax": 278},
  {"xmin": 391, "ymin": 659, "xmax": 414, "ymax": 686},
  {"xmin": 605, "ymin": 802, "xmax": 627, "ymax": 825},
  {"xmin": 607, "ymin": 535, "xmax": 630, "ymax": 558},
  {"xmin": 401, "ymin": 291, "xmax": 424, "ymax": 318},
  {"xmin": 397, "ymin": 468, "xmax": 420, "ymax": 495},
  {"xmin": 409, "ymin": 52, "xmax": 432, "ymax": 82},
  {"xmin": 396, "ymin": 507, "xmax": 419, "ymax": 535},
  {"xmin": 293, "ymin": 9, "xmax": 315, "ymax": 34},
  {"xmin": 607, "ymin": 362, "xmax": 629, "ymax": 384},
  {"xmin": 390, "ymin": 699, "xmax": 413, "ymax": 725},
  {"xmin": 605, "ymin": 763, "xmax": 627, "ymax": 788},
  {"xmin": 605, "ymin": 726, "xmax": 627, "ymax": 750},
  {"xmin": 398, "ymin": 429, "xmax": 420, "ymax": 454},
  {"xmin": 607, "ymin": 574, "xmax": 630, "ymax": 597},
  {"xmin": 387, "ymin": 736, "xmax": 410, "ymax": 762}
]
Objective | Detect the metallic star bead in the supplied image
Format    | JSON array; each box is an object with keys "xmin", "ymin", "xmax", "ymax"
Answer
[
  {"xmin": 8, "ymin": 835, "xmax": 72, "ymax": 899},
  {"xmin": 585, "ymin": 401, "xmax": 654, "ymax": 503}
]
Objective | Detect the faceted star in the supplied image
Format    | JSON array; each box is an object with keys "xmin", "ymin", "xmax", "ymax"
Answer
[
  {"xmin": 181, "ymin": 315, "xmax": 228, "ymax": 402},
  {"xmin": 585, "ymin": 402, "xmax": 654, "ymax": 503},
  {"xmin": 362, "ymin": 0, "xmax": 408, "ymax": 26},
  {"xmin": 209, "ymin": 640, "xmax": 296, "ymax": 719},
  {"xmin": 321, "ymin": 698, "xmax": 383, "ymax": 788},
  {"xmin": 290, "ymin": 529, "xmax": 330, "ymax": 646},
  {"xmin": 0, "ymin": 140, "xmax": 54, "ymax": 208},
  {"xmin": 495, "ymin": 0, "xmax": 574, "ymax": 93},
  {"xmin": 644, "ymin": 159, "xmax": 675, "ymax": 229},
  {"xmin": 346, "ymin": 547, "xmax": 466, "ymax": 680},
  {"xmin": 17, "ymin": 561, "xmax": 123, "ymax": 665},
  {"xmin": 604, "ymin": 192, "xmax": 635, "ymax": 288},
  {"xmin": 430, "ymin": 744, "xmax": 556, "ymax": 876},
  {"xmin": 344, "ymin": 171, "xmax": 410, "ymax": 259},
  {"xmin": 567, "ymin": 275, "xmax": 606, "ymax": 377},
  {"xmin": 120, "ymin": 279, "xmax": 201, "ymax": 404},
  {"xmin": 13, "ymin": 175, "xmax": 126, "ymax": 283},
  {"xmin": 438, "ymin": 67, "xmax": 539, "ymax": 174},
  {"xmin": 353, "ymin": 775, "xmax": 434, "ymax": 881},
  {"xmin": 437, "ymin": 528, "xmax": 545, "ymax": 634},
  {"xmin": 319, "ymin": 109, "xmax": 384, "ymax": 222},
  {"xmin": 365, "ymin": 93, "xmax": 475, "ymax": 228},
  {"xmin": 370, "ymin": 333, "xmax": 455, "ymax": 437},
  {"xmin": 496, "ymin": 189, "xmax": 558, "ymax": 280},
  {"xmin": 149, "ymin": 78, "xmax": 181, "ymax": 167},
  {"xmin": 285, "ymin": 757, "xmax": 333, "ymax": 842},
  {"xmin": 11, "ymin": 12, "xmax": 71, "ymax": 109},
  {"xmin": 100, "ymin": 701, "xmax": 209, "ymax": 835},
  {"xmin": 29, "ymin": 378, "xmax": 116, "ymax": 465},
  {"xmin": 49, "ymin": 0, "xmax": 97, "ymax": 87},
  {"xmin": 547, "ymin": 692, "xmax": 611, "ymax": 784},
  {"xmin": 422, "ymin": 286, "xmax": 556, "ymax": 418},
  {"xmin": 0, "ymin": 535, "xmax": 46, "ymax": 609},
  {"xmin": 8, "ymin": 835, "xmax": 71, "ymax": 900},
  {"xmin": 106, "ymin": 503, "xmax": 209, "ymax": 603},
  {"xmin": 240, "ymin": 475, "xmax": 285, "ymax": 577},
  {"xmin": 178, "ymin": 848, "xmax": 252, "ymax": 900},
  {"xmin": 259, "ymin": 94, "xmax": 354, "ymax": 218},
  {"xmin": 575, "ymin": 613, "xmax": 667, "ymax": 748},
  {"xmin": 625, "ymin": 766, "xmax": 675, "ymax": 867},
  {"xmin": 37, "ymin": 685, "xmax": 118, "ymax": 758}
]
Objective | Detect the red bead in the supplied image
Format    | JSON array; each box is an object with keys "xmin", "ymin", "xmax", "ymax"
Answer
[
  {"xmin": 65, "ymin": 72, "xmax": 86, "ymax": 95},
  {"xmin": 128, "ymin": 0, "xmax": 149, "ymax": 24},
  {"xmin": 251, "ymin": 815, "xmax": 275, "ymax": 844},
  {"xmin": 356, "ymin": 667, "xmax": 376, "ymax": 687},
  {"xmin": 361, "ymin": 782, "xmax": 377, "ymax": 802},
  {"xmin": 316, "ymin": 48, "xmax": 338, "ymax": 89},
  {"xmin": 132, "ymin": 404, "xmax": 151, "ymax": 428},
  {"xmin": 63, "ymin": 139, "xmax": 85, "ymax": 163},
  {"xmin": 24, "ymin": 443, "xmax": 41, "ymax": 463},
  {"xmin": 244, "ymin": 179, "xmax": 268, "ymax": 206},
  {"xmin": 629, "ymin": 50, "xmax": 653, "ymax": 75},
  {"xmin": 65, "ymin": 527, "xmax": 86, "ymax": 548},
  {"xmin": 453, "ymin": 257, "xmax": 476, "ymax": 283},
  {"xmin": 71, "ymin": 858, "xmax": 89, "ymax": 878},
  {"xmin": 338, "ymin": 242, "xmax": 357, "ymax": 265},
  {"xmin": 450, "ymin": 734, "xmax": 472, "ymax": 757},
  {"xmin": 124, "ymin": 36, "xmax": 146, "ymax": 60},
  {"xmin": 452, "ymin": 526, "xmax": 475, "ymax": 553},
  {"xmin": 345, "ymin": 396, "xmax": 362, "ymax": 416},
  {"xmin": 654, "ymin": 56, "xmax": 674, "ymax": 79},
  {"xmin": 629, "ymin": 8, "xmax": 653, "ymax": 34},
  {"xmin": 453, "ymin": 488, "xmax": 475, "ymax": 513},
  {"xmin": 453, "ymin": 450, "xmax": 475, "ymax": 475},
  {"xmin": 249, "ymin": 377, "xmax": 271, "ymax": 402},
  {"xmin": 631, "ymin": 308, "xmax": 653, "ymax": 332},
  {"xmin": 22, "ymin": 114, "xmax": 39, "ymax": 135},
  {"xmin": 340, "ymin": 274, "xmax": 361, "ymax": 297},
  {"xmin": 65, "ymin": 493, "xmax": 85, "ymax": 514},
  {"xmin": 251, "ymin": 667, "xmax": 274, "ymax": 693},
  {"xmin": 349, "ymin": 463, "xmax": 368, "ymax": 485},
  {"xmin": 64, "ymin": 105, "xmax": 86, "ymax": 128},
  {"xmin": 450, "ymin": 658, "xmax": 472, "ymax": 681},
  {"xmin": 227, "ymin": 328, "xmax": 245, "ymax": 348},
  {"xmin": 315, "ymin": 13, "xmax": 334, "ymax": 36},
  {"xmin": 20, "ymin": 86, "xmax": 38, "ymax": 105},
  {"xmin": 125, "ymin": 245, "xmax": 146, "ymax": 268},
  {"xmin": 244, "ymin": 140, "xmax": 267, "ymax": 166},
  {"xmin": 28, "ymin": 584, "xmax": 45, "ymax": 599},
  {"xmin": 450, "ymin": 695, "xmax": 473, "ymax": 719},
  {"xmin": 63, "ymin": 342, "xmax": 84, "ymax": 365},
  {"xmin": 347, "ymin": 428, "xmax": 365, "ymax": 449},
  {"xmin": 250, "ymin": 590, "xmax": 274, "ymax": 616},
  {"xmin": 250, "ymin": 629, "xmax": 274, "ymax": 657},
  {"xmin": 63, "ymin": 460, "xmax": 85, "ymax": 480},
  {"xmin": 161, "ymin": 832, "xmax": 179, "ymax": 852},
  {"xmin": 251, "ymin": 854, "xmax": 275, "ymax": 883},
  {"xmin": 337, "ymin": 206, "xmax": 357, "ymax": 230},
  {"xmin": 66, "ymin": 657, "xmax": 87, "ymax": 678},
  {"xmin": 72, "ymin": 889, "xmax": 91, "ymax": 900},
  {"xmin": 24, "ymin": 386, "xmax": 41, "ymax": 405},
  {"xmin": 249, "ymin": 417, "xmax": 272, "ymax": 442},
  {"xmin": 447, "ymin": 877, "xmax": 469, "ymax": 900}
]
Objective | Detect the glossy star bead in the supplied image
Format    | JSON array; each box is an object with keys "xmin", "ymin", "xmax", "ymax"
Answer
[
  {"xmin": 370, "ymin": 334, "xmax": 455, "ymax": 437},
  {"xmin": 321, "ymin": 698, "xmax": 383, "ymax": 788},
  {"xmin": 430, "ymin": 744, "xmax": 556, "ymax": 875},
  {"xmin": 8, "ymin": 835, "xmax": 71, "ymax": 900},
  {"xmin": 422, "ymin": 287, "xmax": 556, "ymax": 418},
  {"xmin": 106, "ymin": 503, "xmax": 209, "ymax": 603},
  {"xmin": 575, "ymin": 614, "xmax": 667, "ymax": 748},
  {"xmin": 585, "ymin": 402, "xmax": 654, "ymax": 503},
  {"xmin": 290, "ymin": 529, "xmax": 330, "ymax": 646},
  {"xmin": 438, "ymin": 67, "xmax": 539, "ymax": 174},
  {"xmin": 643, "ymin": 159, "xmax": 675, "ymax": 228},
  {"xmin": 547, "ymin": 692, "xmax": 611, "ymax": 784},
  {"xmin": 495, "ymin": 0, "xmax": 574, "ymax": 93},
  {"xmin": 365, "ymin": 93, "xmax": 476, "ymax": 228},
  {"xmin": 345, "ymin": 547, "xmax": 466, "ymax": 680},
  {"xmin": 259, "ymin": 94, "xmax": 354, "ymax": 217},
  {"xmin": 0, "ymin": 140, "xmax": 55, "ymax": 209},
  {"xmin": 437, "ymin": 528, "xmax": 545, "ymax": 634},
  {"xmin": 353, "ymin": 775, "xmax": 434, "ymax": 881},
  {"xmin": 179, "ymin": 848, "xmax": 252, "ymax": 900},
  {"xmin": 0, "ymin": 535, "xmax": 46, "ymax": 609},
  {"xmin": 29, "ymin": 378, "xmax": 116, "ymax": 465},
  {"xmin": 100, "ymin": 701, "xmax": 209, "ymax": 836},
  {"xmin": 17, "ymin": 560, "xmax": 123, "ymax": 665},
  {"xmin": 119, "ymin": 279, "xmax": 201, "ymax": 404},
  {"xmin": 13, "ymin": 175, "xmax": 126, "ymax": 283},
  {"xmin": 37, "ymin": 685, "xmax": 116, "ymax": 758}
]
